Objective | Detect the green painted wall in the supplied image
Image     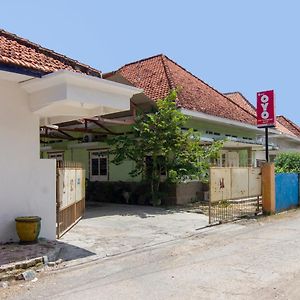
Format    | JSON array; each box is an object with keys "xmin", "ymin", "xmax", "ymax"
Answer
[
  {"xmin": 40, "ymin": 117, "xmax": 258, "ymax": 182},
  {"xmin": 41, "ymin": 140, "xmax": 141, "ymax": 182},
  {"xmin": 109, "ymin": 156, "xmax": 141, "ymax": 182},
  {"xmin": 71, "ymin": 148, "xmax": 88, "ymax": 171}
]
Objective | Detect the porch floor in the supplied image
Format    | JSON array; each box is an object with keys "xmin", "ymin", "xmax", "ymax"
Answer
[{"xmin": 59, "ymin": 202, "xmax": 208, "ymax": 264}]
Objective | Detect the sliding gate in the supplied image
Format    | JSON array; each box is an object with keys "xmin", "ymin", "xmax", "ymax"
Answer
[
  {"xmin": 208, "ymin": 167, "xmax": 262, "ymax": 224},
  {"xmin": 56, "ymin": 161, "xmax": 85, "ymax": 238}
]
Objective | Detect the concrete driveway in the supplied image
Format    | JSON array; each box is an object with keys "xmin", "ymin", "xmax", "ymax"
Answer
[
  {"xmin": 58, "ymin": 202, "xmax": 208, "ymax": 263},
  {"xmin": 6, "ymin": 210, "xmax": 300, "ymax": 299}
]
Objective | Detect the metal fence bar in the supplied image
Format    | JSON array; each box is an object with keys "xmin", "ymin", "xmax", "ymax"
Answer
[
  {"xmin": 205, "ymin": 167, "xmax": 262, "ymax": 224},
  {"xmin": 57, "ymin": 160, "xmax": 83, "ymax": 169},
  {"xmin": 199, "ymin": 196, "xmax": 263, "ymax": 224}
]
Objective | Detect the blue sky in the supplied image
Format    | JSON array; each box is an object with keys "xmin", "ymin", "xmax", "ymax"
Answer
[{"xmin": 2, "ymin": 1, "xmax": 299, "ymax": 123}]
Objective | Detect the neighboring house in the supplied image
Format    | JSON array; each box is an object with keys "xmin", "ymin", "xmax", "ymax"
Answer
[
  {"xmin": 225, "ymin": 92, "xmax": 300, "ymax": 161},
  {"xmin": 276, "ymin": 115, "xmax": 300, "ymax": 137},
  {"xmin": 0, "ymin": 29, "xmax": 141, "ymax": 242},
  {"xmin": 40, "ymin": 54, "xmax": 300, "ymax": 187}
]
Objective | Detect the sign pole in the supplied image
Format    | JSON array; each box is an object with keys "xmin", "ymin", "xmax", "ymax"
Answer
[
  {"xmin": 257, "ymin": 90, "xmax": 275, "ymax": 163},
  {"xmin": 265, "ymin": 127, "xmax": 269, "ymax": 162}
]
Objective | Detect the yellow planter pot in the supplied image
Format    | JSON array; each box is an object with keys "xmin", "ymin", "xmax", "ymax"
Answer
[{"xmin": 15, "ymin": 216, "xmax": 41, "ymax": 243}]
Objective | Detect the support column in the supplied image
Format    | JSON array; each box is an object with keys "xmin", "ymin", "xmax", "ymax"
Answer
[{"xmin": 262, "ymin": 163, "xmax": 275, "ymax": 214}]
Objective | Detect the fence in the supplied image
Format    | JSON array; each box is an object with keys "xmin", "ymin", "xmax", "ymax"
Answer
[
  {"xmin": 198, "ymin": 166, "xmax": 300, "ymax": 224},
  {"xmin": 56, "ymin": 161, "xmax": 85, "ymax": 238},
  {"xmin": 208, "ymin": 197, "xmax": 262, "ymax": 224},
  {"xmin": 208, "ymin": 167, "xmax": 262, "ymax": 224},
  {"xmin": 275, "ymin": 173, "xmax": 299, "ymax": 212}
]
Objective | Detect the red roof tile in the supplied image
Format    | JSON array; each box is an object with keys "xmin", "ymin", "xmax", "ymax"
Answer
[
  {"xmin": 275, "ymin": 119, "xmax": 296, "ymax": 136},
  {"xmin": 108, "ymin": 54, "xmax": 257, "ymax": 125},
  {"xmin": 277, "ymin": 116, "xmax": 300, "ymax": 137},
  {"xmin": 224, "ymin": 92, "xmax": 256, "ymax": 115},
  {"xmin": 0, "ymin": 29, "xmax": 101, "ymax": 77}
]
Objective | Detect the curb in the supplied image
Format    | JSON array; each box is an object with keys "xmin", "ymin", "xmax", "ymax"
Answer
[
  {"xmin": 0, "ymin": 243, "xmax": 63, "ymax": 283},
  {"xmin": 0, "ymin": 257, "xmax": 44, "ymax": 282}
]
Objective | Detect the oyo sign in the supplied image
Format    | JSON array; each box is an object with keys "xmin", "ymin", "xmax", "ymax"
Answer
[{"xmin": 257, "ymin": 90, "xmax": 275, "ymax": 128}]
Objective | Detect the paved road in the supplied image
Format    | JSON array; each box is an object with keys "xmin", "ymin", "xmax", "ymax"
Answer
[{"xmin": 3, "ymin": 210, "xmax": 300, "ymax": 300}]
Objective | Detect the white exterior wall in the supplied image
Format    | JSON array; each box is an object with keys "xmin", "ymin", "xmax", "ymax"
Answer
[
  {"xmin": 253, "ymin": 138, "xmax": 300, "ymax": 166},
  {"xmin": 0, "ymin": 79, "xmax": 56, "ymax": 243},
  {"xmin": 271, "ymin": 138, "xmax": 300, "ymax": 153}
]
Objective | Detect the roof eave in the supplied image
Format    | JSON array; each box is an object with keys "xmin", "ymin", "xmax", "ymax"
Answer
[{"xmin": 181, "ymin": 108, "xmax": 279, "ymax": 134}]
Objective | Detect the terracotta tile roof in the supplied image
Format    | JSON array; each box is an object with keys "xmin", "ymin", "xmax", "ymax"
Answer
[
  {"xmin": 107, "ymin": 54, "xmax": 257, "ymax": 125},
  {"xmin": 225, "ymin": 92, "xmax": 297, "ymax": 136},
  {"xmin": 224, "ymin": 92, "xmax": 256, "ymax": 115},
  {"xmin": 0, "ymin": 29, "xmax": 102, "ymax": 77},
  {"xmin": 277, "ymin": 115, "xmax": 300, "ymax": 137},
  {"xmin": 275, "ymin": 119, "xmax": 295, "ymax": 136}
]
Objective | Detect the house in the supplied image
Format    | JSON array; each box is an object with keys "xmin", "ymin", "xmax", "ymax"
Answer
[
  {"xmin": 39, "ymin": 54, "xmax": 299, "ymax": 186},
  {"xmin": 0, "ymin": 29, "xmax": 141, "ymax": 242},
  {"xmin": 104, "ymin": 55, "xmax": 300, "ymax": 167}
]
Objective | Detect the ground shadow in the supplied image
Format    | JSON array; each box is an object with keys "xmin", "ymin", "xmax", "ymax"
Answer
[
  {"xmin": 55, "ymin": 240, "xmax": 96, "ymax": 262},
  {"xmin": 84, "ymin": 202, "xmax": 193, "ymax": 219},
  {"xmin": 0, "ymin": 240, "xmax": 96, "ymax": 266}
]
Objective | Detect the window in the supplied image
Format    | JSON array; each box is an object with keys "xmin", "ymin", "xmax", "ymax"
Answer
[
  {"xmin": 89, "ymin": 151, "xmax": 108, "ymax": 181},
  {"xmin": 100, "ymin": 157, "xmax": 108, "ymax": 175},
  {"xmin": 243, "ymin": 137, "xmax": 253, "ymax": 141},
  {"xmin": 206, "ymin": 131, "xmax": 221, "ymax": 136},
  {"xmin": 48, "ymin": 152, "xmax": 64, "ymax": 161},
  {"xmin": 91, "ymin": 158, "xmax": 99, "ymax": 176}
]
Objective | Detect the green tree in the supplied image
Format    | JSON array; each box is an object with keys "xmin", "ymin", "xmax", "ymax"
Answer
[{"xmin": 109, "ymin": 90, "xmax": 222, "ymax": 205}]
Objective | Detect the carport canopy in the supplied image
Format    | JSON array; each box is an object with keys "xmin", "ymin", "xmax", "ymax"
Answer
[{"xmin": 21, "ymin": 70, "xmax": 143, "ymax": 125}]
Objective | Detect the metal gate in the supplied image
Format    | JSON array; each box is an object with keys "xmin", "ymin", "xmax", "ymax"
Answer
[
  {"xmin": 208, "ymin": 167, "xmax": 262, "ymax": 224},
  {"xmin": 56, "ymin": 161, "xmax": 85, "ymax": 238}
]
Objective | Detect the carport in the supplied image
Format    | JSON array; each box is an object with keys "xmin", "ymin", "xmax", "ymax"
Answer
[
  {"xmin": 0, "ymin": 28, "xmax": 142, "ymax": 243},
  {"xmin": 58, "ymin": 202, "xmax": 209, "ymax": 262}
]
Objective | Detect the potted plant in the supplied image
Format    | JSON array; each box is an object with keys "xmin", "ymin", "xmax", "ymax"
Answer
[{"xmin": 15, "ymin": 216, "xmax": 41, "ymax": 244}]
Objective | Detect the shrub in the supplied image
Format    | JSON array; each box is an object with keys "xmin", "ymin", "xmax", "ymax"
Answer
[{"xmin": 275, "ymin": 152, "xmax": 300, "ymax": 173}]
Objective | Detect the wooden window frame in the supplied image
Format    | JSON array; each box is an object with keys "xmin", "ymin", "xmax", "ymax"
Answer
[{"xmin": 88, "ymin": 149, "xmax": 109, "ymax": 182}]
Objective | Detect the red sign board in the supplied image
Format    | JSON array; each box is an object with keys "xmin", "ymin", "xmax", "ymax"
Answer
[{"xmin": 257, "ymin": 90, "xmax": 276, "ymax": 128}]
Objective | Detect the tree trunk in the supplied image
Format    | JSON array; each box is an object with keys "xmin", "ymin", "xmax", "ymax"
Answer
[{"xmin": 150, "ymin": 155, "xmax": 161, "ymax": 206}]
